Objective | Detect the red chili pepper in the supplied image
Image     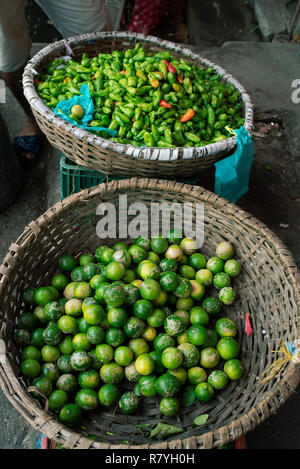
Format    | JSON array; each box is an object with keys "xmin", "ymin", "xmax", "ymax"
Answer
[
  {"xmin": 159, "ymin": 99, "xmax": 172, "ymax": 109},
  {"xmin": 34, "ymin": 78, "xmax": 40, "ymax": 85},
  {"xmin": 164, "ymin": 60, "xmax": 176, "ymax": 74},
  {"xmin": 120, "ymin": 70, "xmax": 126, "ymax": 75},
  {"xmin": 179, "ymin": 108, "xmax": 195, "ymax": 123}
]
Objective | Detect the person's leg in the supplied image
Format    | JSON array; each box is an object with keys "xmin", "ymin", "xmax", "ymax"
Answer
[
  {"xmin": 36, "ymin": 0, "xmax": 113, "ymax": 38},
  {"xmin": 0, "ymin": 0, "xmax": 41, "ymax": 163}
]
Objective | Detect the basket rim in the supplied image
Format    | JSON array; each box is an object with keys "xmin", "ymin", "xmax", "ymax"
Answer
[
  {"xmin": 22, "ymin": 31, "xmax": 254, "ymax": 163},
  {"xmin": 0, "ymin": 178, "xmax": 299, "ymax": 449}
]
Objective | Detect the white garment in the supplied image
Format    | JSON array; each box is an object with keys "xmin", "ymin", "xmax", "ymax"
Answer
[{"xmin": 0, "ymin": 0, "xmax": 113, "ymax": 72}]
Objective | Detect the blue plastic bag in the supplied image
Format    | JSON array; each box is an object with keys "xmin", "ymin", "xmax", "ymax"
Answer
[
  {"xmin": 53, "ymin": 83, "xmax": 117, "ymax": 137},
  {"xmin": 214, "ymin": 126, "xmax": 254, "ymax": 203}
]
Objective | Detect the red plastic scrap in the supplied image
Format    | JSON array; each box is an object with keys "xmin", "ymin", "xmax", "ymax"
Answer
[{"xmin": 245, "ymin": 313, "xmax": 252, "ymax": 337}]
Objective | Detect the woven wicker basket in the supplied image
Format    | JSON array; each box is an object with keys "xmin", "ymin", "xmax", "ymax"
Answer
[
  {"xmin": 0, "ymin": 179, "xmax": 299, "ymax": 449},
  {"xmin": 23, "ymin": 32, "xmax": 254, "ymax": 178}
]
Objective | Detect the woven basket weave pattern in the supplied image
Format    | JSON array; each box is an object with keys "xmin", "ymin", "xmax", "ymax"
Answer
[
  {"xmin": 0, "ymin": 179, "xmax": 299, "ymax": 449},
  {"xmin": 23, "ymin": 32, "xmax": 254, "ymax": 177}
]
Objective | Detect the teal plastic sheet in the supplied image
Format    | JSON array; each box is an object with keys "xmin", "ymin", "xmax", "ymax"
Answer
[
  {"xmin": 214, "ymin": 126, "xmax": 254, "ymax": 203},
  {"xmin": 53, "ymin": 83, "xmax": 117, "ymax": 137}
]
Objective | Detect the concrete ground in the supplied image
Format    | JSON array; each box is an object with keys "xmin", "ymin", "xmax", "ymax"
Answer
[{"xmin": 0, "ymin": 2, "xmax": 299, "ymax": 449}]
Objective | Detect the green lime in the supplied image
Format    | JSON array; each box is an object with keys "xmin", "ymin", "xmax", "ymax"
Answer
[
  {"xmin": 41, "ymin": 345, "xmax": 60, "ymax": 363},
  {"xmin": 79, "ymin": 253, "xmax": 95, "ymax": 267},
  {"xmin": 59, "ymin": 403, "xmax": 82, "ymax": 426},
  {"xmin": 95, "ymin": 343, "xmax": 114, "ymax": 364},
  {"xmin": 176, "ymin": 330, "xmax": 189, "ymax": 345},
  {"xmin": 57, "ymin": 355, "xmax": 73, "ymax": 373},
  {"xmin": 195, "ymin": 382, "xmax": 215, "ymax": 402},
  {"xmin": 190, "ymin": 306, "xmax": 209, "ymax": 326},
  {"xmin": 160, "ymin": 271, "xmax": 179, "ymax": 292},
  {"xmin": 59, "ymin": 336, "xmax": 74, "ymax": 355},
  {"xmin": 114, "ymin": 346, "xmax": 133, "ymax": 366},
  {"xmin": 58, "ymin": 254, "xmax": 77, "ymax": 272},
  {"xmin": 215, "ymin": 318, "xmax": 237, "ymax": 337},
  {"xmin": 159, "ymin": 397, "xmax": 180, "ymax": 416},
  {"xmin": 21, "ymin": 287, "xmax": 36, "ymax": 305},
  {"xmin": 219, "ymin": 287, "xmax": 236, "ymax": 305},
  {"xmin": 105, "ymin": 261, "xmax": 125, "ymax": 281},
  {"xmin": 105, "ymin": 327, "xmax": 125, "ymax": 347},
  {"xmin": 64, "ymin": 298, "xmax": 82, "ymax": 317},
  {"xmin": 176, "ymin": 297, "xmax": 194, "ymax": 312},
  {"xmin": 200, "ymin": 347, "xmax": 220, "ymax": 369},
  {"xmin": 167, "ymin": 366, "xmax": 187, "ymax": 386},
  {"xmin": 174, "ymin": 277, "xmax": 192, "ymax": 298},
  {"xmin": 151, "ymin": 235, "xmax": 168, "ymax": 254},
  {"xmin": 152, "ymin": 289, "xmax": 167, "ymax": 307},
  {"xmin": 187, "ymin": 366, "xmax": 207, "ymax": 385},
  {"xmin": 119, "ymin": 391, "xmax": 140, "ymax": 414},
  {"xmin": 166, "ymin": 229, "xmax": 182, "ymax": 245},
  {"xmin": 129, "ymin": 338, "xmax": 149, "ymax": 358},
  {"xmin": 161, "ymin": 347, "xmax": 183, "ymax": 369},
  {"xmin": 139, "ymin": 261, "xmax": 160, "ymax": 280},
  {"xmin": 202, "ymin": 296, "xmax": 222, "ymax": 316},
  {"xmin": 103, "ymin": 284, "xmax": 126, "ymax": 307},
  {"xmin": 134, "ymin": 236, "xmax": 151, "ymax": 251},
  {"xmin": 41, "ymin": 363, "xmax": 59, "ymax": 382},
  {"xmin": 100, "ymin": 362, "xmax": 124, "ymax": 384},
  {"xmin": 133, "ymin": 299, "xmax": 153, "ymax": 320},
  {"xmin": 159, "ymin": 257, "xmax": 178, "ymax": 272},
  {"xmin": 30, "ymin": 328, "xmax": 45, "ymax": 348},
  {"xmin": 123, "ymin": 269, "xmax": 136, "ymax": 283},
  {"xmin": 128, "ymin": 244, "xmax": 147, "ymax": 264},
  {"xmin": 83, "ymin": 263, "xmax": 99, "ymax": 281},
  {"xmin": 124, "ymin": 317, "xmax": 146, "ymax": 338},
  {"xmin": 18, "ymin": 312, "xmax": 38, "ymax": 332},
  {"xmin": 52, "ymin": 274, "xmax": 68, "ymax": 291},
  {"xmin": 138, "ymin": 375, "xmax": 157, "ymax": 397},
  {"xmin": 223, "ymin": 358, "xmax": 243, "ymax": 380},
  {"xmin": 149, "ymin": 350, "xmax": 165, "ymax": 374},
  {"xmin": 33, "ymin": 306, "xmax": 47, "ymax": 324},
  {"xmin": 189, "ymin": 253, "xmax": 206, "ymax": 270},
  {"xmin": 213, "ymin": 272, "xmax": 231, "ymax": 289},
  {"xmin": 107, "ymin": 307, "xmax": 128, "ymax": 327},
  {"xmin": 98, "ymin": 383, "xmax": 120, "ymax": 406},
  {"xmin": 147, "ymin": 308, "xmax": 166, "ymax": 328},
  {"xmin": 83, "ymin": 304, "xmax": 105, "ymax": 326},
  {"xmin": 156, "ymin": 373, "xmax": 180, "ymax": 397},
  {"xmin": 206, "ymin": 257, "xmax": 224, "ymax": 274},
  {"xmin": 179, "ymin": 238, "xmax": 197, "ymax": 255},
  {"xmin": 179, "ymin": 264, "xmax": 195, "ymax": 280},
  {"xmin": 187, "ymin": 325, "xmax": 208, "ymax": 346},
  {"xmin": 74, "ymin": 282, "xmax": 92, "ymax": 300},
  {"xmin": 217, "ymin": 337, "xmax": 240, "ymax": 360},
  {"xmin": 70, "ymin": 350, "xmax": 91, "ymax": 371},
  {"xmin": 216, "ymin": 242, "xmax": 235, "ymax": 261},
  {"xmin": 123, "ymin": 284, "xmax": 140, "ymax": 305},
  {"xmin": 113, "ymin": 241, "xmax": 128, "ymax": 251},
  {"xmin": 202, "ymin": 329, "xmax": 219, "ymax": 348},
  {"xmin": 88, "ymin": 348, "xmax": 102, "ymax": 370},
  {"xmin": 99, "ymin": 247, "xmax": 114, "ymax": 265},
  {"xmin": 58, "ymin": 315, "xmax": 78, "ymax": 334},
  {"xmin": 177, "ymin": 343, "xmax": 200, "ymax": 368},
  {"xmin": 140, "ymin": 279, "xmax": 161, "ymax": 301},
  {"xmin": 190, "ymin": 280, "xmax": 205, "ymax": 301},
  {"xmin": 195, "ymin": 269, "xmax": 213, "ymax": 286},
  {"xmin": 143, "ymin": 325, "xmax": 157, "ymax": 342},
  {"xmin": 207, "ymin": 370, "xmax": 229, "ymax": 390},
  {"xmin": 78, "ymin": 369, "xmax": 100, "ymax": 389},
  {"xmin": 94, "ymin": 282, "xmax": 109, "ymax": 302},
  {"xmin": 90, "ymin": 274, "xmax": 107, "ymax": 290},
  {"xmin": 63, "ymin": 282, "xmax": 78, "ymax": 300},
  {"xmin": 164, "ymin": 315, "xmax": 186, "ymax": 337},
  {"xmin": 75, "ymin": 388, "xmax": 98, "ymax": 411},
  {"xmin": 86, "ymin": 326, "xmax": 105, "ymax": 345},
  {"xmin": 135, "ymin": 353, "xmax": 155, "ymax": 375},
  {"xmin": 173, "ymin": 310, "xmax": 190, "ymax": 327},
  {"xmin": 31, "ymin": 376, "xmax": 53, "ymax": 399},
  {"xmin": 224, "ymin": 259, "xmax": 241, "ymax": 277},
  {"xmin": 154, "ymin": 333, "xmax": 175, "ymax": 352},
  {"xmin": 71, "ymin": 266, "xmax": 89, "ymax": 282},
  {"xmin": 147, "ymin": 251, "xmax": 160, "ymax": 264},
  {"xmin": 43, "ymin": 322, "xmax": 62, "ymax": 346},
  {"xmin": 125, "ymin": 362, "xmax": 141, "ymax": 383},
  {"xmin": 20, "ymin": 358, "xmax": 40, "ymax": 378},
  {"xmin": 49, "ymin": 390, "xmax": 68, "ymax": 411},
  {"xmin": 21, "ymin": 345, "xmax": 41, "ymax": 362}
]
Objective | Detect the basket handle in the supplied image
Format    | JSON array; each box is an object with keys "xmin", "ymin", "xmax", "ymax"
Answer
[{"xmin": 0, "ymin": 338, "xmax": 7, "ymax": 364}]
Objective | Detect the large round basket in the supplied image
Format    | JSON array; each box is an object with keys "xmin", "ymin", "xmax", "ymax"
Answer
[
  {"xmin": 0, "ymin": 179, "xmax": 299, "ymax": 449},
  {"xmin": 22, "ymin": 32, "xmax": 254, "ymax": 178}
]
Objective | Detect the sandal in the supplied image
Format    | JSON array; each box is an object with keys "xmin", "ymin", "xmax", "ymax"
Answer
[{"xmin": 13, "ymin": 135, "xmax": 43, "ymax": 169}]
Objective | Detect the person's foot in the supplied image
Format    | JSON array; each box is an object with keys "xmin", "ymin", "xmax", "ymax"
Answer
[{"xmin": 14, "ymin": 118, "xmax": 43, "ymax": 168}]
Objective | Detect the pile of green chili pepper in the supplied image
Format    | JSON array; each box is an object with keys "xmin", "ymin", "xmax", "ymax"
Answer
[{"xmin": 36, "ymin": 43, "xmax": 245, "ymax": 148}]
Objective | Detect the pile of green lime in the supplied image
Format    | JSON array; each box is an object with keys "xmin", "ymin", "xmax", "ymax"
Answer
[{"xmin": 15, "ymin": 233, "xmax": 243, "ymax": 427}]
